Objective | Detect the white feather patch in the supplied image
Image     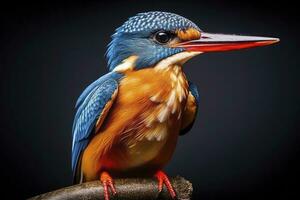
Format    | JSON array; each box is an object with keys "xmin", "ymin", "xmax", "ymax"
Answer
[
  {"xmin": 155, "ymin": 51, "xmax": 201, "ymax": 70},
  {"xmin": 150, "ymin": 93, "xmax": 162, "ymax": 103},
  {"xmin": 167, "ymin": 90, "xmax": 176, "ymax": 107},
  {"xmin": 113, "ymin": 56, "xmax": 138, "ymax": 72},
  {"xmin": 157, "ymin": 106, "xmax": 170, "ymax": 123}
]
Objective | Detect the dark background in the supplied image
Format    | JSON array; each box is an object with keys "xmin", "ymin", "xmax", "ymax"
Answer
[{"xmin": 1, "ymin": 0, "xmax": 299, "ymax": 199}]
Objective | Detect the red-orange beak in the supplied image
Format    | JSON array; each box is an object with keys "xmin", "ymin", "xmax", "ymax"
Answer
[{"xmin": 176, "ymin": 32, "xmax": 280, "ymax": 52}]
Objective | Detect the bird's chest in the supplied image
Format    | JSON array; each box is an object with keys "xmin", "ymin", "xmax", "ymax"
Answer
[
  {"xmin": 119, "ymin": 65, "xmax": 189, "ymax": 128},
  {"xmin": 116, "ymin": 65, "xmax": 189, "ymax": 168}
]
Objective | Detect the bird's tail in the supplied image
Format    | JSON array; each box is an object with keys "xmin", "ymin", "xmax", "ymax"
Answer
[{"xmin": 73, "ymin": 153, "xmax": 84, "ymax": 184}]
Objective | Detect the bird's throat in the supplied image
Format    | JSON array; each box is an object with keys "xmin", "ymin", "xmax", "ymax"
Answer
[{"xmin": 154, "ymin": 51, "xmax": 201, "ymax": 70}]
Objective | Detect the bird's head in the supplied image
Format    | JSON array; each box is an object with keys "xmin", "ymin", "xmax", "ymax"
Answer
[{"xmin": 106, "ymin": 11, "xmax": 279, "ymax": 72}]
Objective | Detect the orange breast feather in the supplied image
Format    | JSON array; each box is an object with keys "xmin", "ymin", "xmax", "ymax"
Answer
[{"xmin": 82, "ymin": 67, "xmax": 189, "ymax": 180}]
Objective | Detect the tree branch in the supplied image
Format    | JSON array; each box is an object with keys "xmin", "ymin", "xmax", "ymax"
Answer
[{"xmin": 29, "ymin": 176, "xmax": 193, "ymax": 200}]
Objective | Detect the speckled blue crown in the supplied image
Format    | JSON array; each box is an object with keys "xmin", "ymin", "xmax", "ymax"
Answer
[{"xmin": 118, "ymin": 11, "xmax": 200, "ymax": 33}]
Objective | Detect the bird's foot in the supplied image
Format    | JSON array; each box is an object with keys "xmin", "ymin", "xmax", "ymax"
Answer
[
  {"xmin": 100, "ymin": 171, "xmax": 117, "ymax": 200},
  {"xmin": 155, "ymin": 170, "xmax": 176, "ymax": 199}
]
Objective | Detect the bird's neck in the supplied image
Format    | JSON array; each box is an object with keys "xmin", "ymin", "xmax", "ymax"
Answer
[{"xmin": 112, "ymin": 51, "xmax": 201, "ymax": 73}]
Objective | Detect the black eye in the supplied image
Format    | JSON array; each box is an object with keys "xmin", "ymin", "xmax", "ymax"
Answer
[{"xmin": 154, "ymin": 31, "xmax": 172, "ymax": 44}]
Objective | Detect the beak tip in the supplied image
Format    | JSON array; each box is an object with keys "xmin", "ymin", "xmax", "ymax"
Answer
[
  {"xmin": 274, "ymin": 38, "xmax": 280, "ymax": 43},
  {"xmin": 265, "ymin": 37, "xmax": 280, "ymax": 45}
]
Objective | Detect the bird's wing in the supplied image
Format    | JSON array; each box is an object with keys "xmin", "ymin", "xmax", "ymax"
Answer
[
  {"xmin": 180, "ymin": 81, "xmax": 199, "ymax": 135},
  {"xmin": 71, "ymin": 74, "xmax": 120, "ymax": 182}
]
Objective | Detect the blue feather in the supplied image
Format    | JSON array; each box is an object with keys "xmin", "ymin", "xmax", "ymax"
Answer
[
  {"xmin": 71, "ymin": 72, "xmax": 122, "ymax": 177},
  {"xmin": 75, "ymin": 72, "xmax": 122, "ymax": 108},
  {"xmin": 179, "ymin": 81, "xmax": 200, "ymax": 135},
  {"xmin": 188, "ymin": 81, "xmax": 200, "ymax": 104}
]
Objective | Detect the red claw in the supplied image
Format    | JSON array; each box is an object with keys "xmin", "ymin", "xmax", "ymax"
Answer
[
  {"xmin": 155, "ymin": 170, "xmax": 176, "ymax": 199},
  {"xmin": 100, "ymin": 171, "xmax": 117, "ymax": 200}
]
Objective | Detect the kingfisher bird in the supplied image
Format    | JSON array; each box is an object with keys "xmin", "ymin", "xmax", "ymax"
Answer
[{"xmin": 72, "ymin": 11, "xmax": 279, "ymax": 200}]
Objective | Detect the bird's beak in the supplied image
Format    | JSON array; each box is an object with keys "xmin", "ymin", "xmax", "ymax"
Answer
[{"xmin": 175, "ymin": 32, "xmax": 280, "ymax": 52}]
